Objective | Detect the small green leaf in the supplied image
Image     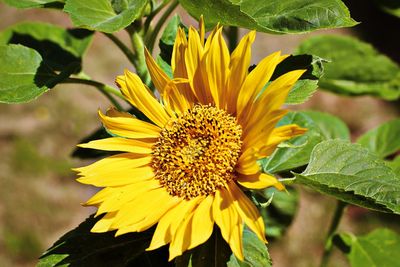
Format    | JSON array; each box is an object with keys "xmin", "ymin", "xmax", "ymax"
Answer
[
  {"xmin": 285, "ymin": 80, "xmax": 318, "ymax": 105},
  {"xmin": 179, "ymin": 0, "xmax": 356, "ymax": 34},
  {"xmin": 0, "ymin": 22, "xmax": 93, "ymax": 72},
  {"xmin": 227, "ymin": 228, "xmax": 271, "ymax": 267},
  {"xmin": 334, "ymin": 229, "xmax": 400, "ymax": 267},
  {"xmin": 63, "ymin": 0, "xmax": 148, "ymax": 33},
  {"xmin": 295, "ymin": 140, "xmax": 400, "ymax": 214},
  {"xmin": 262, "ymin": 111, "xmax": 349, "ymax": 173},
  {"xmin": 357, "ymin": 119, "xmax": 400, "ymax": 158},
  {"xmin": 297, "ymin": 35, "xmax": 400, "ymax": 100},
  {"xmin": 373, "ymin": 0, "xmax": 400, "ymax": 18},
  {"xmin": 158, "ymin": 15, "xmax": 187, "ymax": 65},
  {"xmin": 0, "ymin": 44, "xmax": 61, "ymax": 103},
  {"xmin": 38, "ymin": 214, "xmax": 172, "ymax": 267},
  {"xmin": 3, "ymin": 0, "xmax": 64, "ymax": 8}
]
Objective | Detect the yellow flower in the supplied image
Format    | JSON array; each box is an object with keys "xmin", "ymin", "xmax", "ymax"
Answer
[{"xmin": 75, "ymin": 18, "xmax": 306, "ymax": 261}]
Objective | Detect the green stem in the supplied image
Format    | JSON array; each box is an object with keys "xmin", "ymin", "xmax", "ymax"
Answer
[
  {"xmin": 227, "ymin": 26, "xmax": 239, "ymax": 52},
  {"xmin": 103, "ymin": 33, "xmax": 137, "ymax": 66},
  {"xmin": 145, "ymin": 0, "xmax": 178, "ymax": 52},
  {"xmin": 131, "ymin": 32, "xmax": 151, "ymax": 86},
  {"xmin": 320, "ymin": 201, "xmax": 346, "ymax": 267},
  {"xmin": 143, "ymin": 0, "xmax": 170, "ymax": 33},
  {"xmin": 61, "ymin": 78, "xmax": 124, "ymax": 110}
]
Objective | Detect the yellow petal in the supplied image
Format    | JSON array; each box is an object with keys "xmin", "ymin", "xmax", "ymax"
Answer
[
  {"xmin": 227, "ymin": 30, "xmax": 256, "ymax": 114},
  {"xmin": 237, "ymin": 173, "xmax": 285, "ymax": 191},
  {"xmin": 171, "ymin": 27, "xmax": 188, "ymax": 78},
  {"xmin": 213, "ymin": 188, "xmax": 244, "ymax": 261},
  {"xmin": 199, "ymin": 15, "xmax": 205, "ymax": 46},
  {"xmin": 236, "ymin": 51, "xmax": 282, "ymax": 117},
  {"xmin": 147, "ymin": 197, "xmax": 201, "ymax": 251},
  {"xmin": 77, "ymin": 137, "xmax": 153, "ymax": 154},
  {"xmin": 84, "ymin": 187, "xmax": 115, "ymax": 206},
  {"xmin": 206, "ymin": 27, "xmax": 230, "ymax": 108},
  {"xmin": 236, "ymin": 149, "xmax": 260, "ymax": 175},
  {"xmin": 117, "ymin": 70, "xmax": 170, "ymax": 128},
  {"xmin": 227, "ymin": 182, "xmax": 266, "ymax": 243},
  {"xmin": 145, "ymin": 48, "xmax": 171, "ymax": 94},
  {"xmin": 91, "ymin": 212, "xmax": 117, "ymax": 233},
  {"xmin": 112, "ymin": 188, "xmax": 172, "ymax": 229},
  {"xmin": 77, "ymin": 166, "xmax": 154, "ymax": 186},
  {"xmin": 96, "ymin": 179, "xmax": 161, "ymax": 215}
]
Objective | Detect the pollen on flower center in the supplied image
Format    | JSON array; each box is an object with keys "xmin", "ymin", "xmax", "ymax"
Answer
[{"xmin": 151, "ymin": 105, "xmax": 243, "ymax": 199}]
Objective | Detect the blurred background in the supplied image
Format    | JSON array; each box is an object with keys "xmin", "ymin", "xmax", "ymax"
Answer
[{"xmin": 0, "ymin": 1, "xmax": 399, "ymax": 266}]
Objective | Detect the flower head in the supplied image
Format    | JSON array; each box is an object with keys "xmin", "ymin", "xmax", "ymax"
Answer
[{"xmin": 76, "ymin": 18, "xmax": 306, "ymax": 261}]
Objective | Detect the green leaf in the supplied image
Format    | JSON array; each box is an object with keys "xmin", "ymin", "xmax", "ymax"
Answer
[
  {"xmin": 357, "ymin": 119, "xmax": 400, "ymax": 158},
  {"xmin": 272, "ymin": 54, "xmax": 326, "ymax": 105},
  {"xmin": 262, "ymin": 111, "xmax": 349, "ymax": 173},
  {"xmin": 179, "ymin": 0, "xmax": 356, "ymax": 34},
  {"xmin": 63, "ymin": 0, "xmax": 148, "ymax": 33},
  {"xmin": 334, "ymin": 229, "xmax": 400, "ymax": 267},
  {"xmin": 297, "ymin": 35, "xmax": 400, "ymax": 100},
  {"xmin": 373, "ymin": 0, "xmax": 400, "ymax": 18},
  {"xmin": 0, "ymin": 44, "xmax": 66, "ymax": 104},
  {"xmin": 175, "ymin": 228, "xmax": 231, "ymax": 267},
  {"xmin": 255, "ymin": 187, "xmax": 299, "ymax": 239},
  {"xmin": 158, "ymin": 15, "xmax": 187, "ymax": 65},
  {"xmin": 227, "ymin": 229, "xmax": 271, "ymax": 267},
  {"xmin": 156, "ymin": 55, "xmax": 173, "ymax": 79},
  {"xmin": 0, "ymin": 22, "xmax": 93, "ymax": 72},
  {"xmin": 3, "ymin": 0, "xmax": 64, "ymax": 9},
  {"xmin": 295, "ymin": 140, "xmax": 400, "ymax": 214},
  {"xmin": 387, "ymin": 156, "xmax": 400, "ymax": 177},
  {"xmin": 38, "ymin": 214, "xmax": 173, "ymax": 267}
]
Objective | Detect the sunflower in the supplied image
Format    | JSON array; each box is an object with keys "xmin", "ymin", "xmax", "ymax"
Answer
[{"xmin": 75, "ymin": 18, "xmax": 306, "ymax": 261}]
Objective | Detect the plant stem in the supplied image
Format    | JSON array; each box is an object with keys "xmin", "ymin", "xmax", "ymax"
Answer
[
  {"xmin": 103, "ymin": 33, "xmax": 137, "ymax": 66},
  {"xmin": 227, "ymin": 26, "xmax": 239, "ymax": 52},
  {"xmin": 61, "ymin": 78, "xmax": 124, "ymax": 110},
  {"xmin": 145, "ymin": 0, "xmax": 179, "ymax": 52},
  {"xmin": 144, "ymin": 0, "xmax": 170, "ymax": 33},
  {"xmin": 320, "ymin": 201, "xmax": 346, "ymax": 267}
]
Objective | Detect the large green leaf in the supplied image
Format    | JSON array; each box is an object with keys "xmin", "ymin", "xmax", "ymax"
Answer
[
  {"xmin": 387, "ymin": 156, "xmax": 400, "ymax": 177},
  {"xmin": 38, "ymin": 214, "xmax": 173, "ymax": 267},
  {"xmin": 297, "ymin": 35, "xmax": 400, "ymax": 100},
  {"xmin": 3, "ymin": 0, "xmax": 64, "ymax": 8},
  {"xmin": 357, "ymin": 119, "xmax": 400, "ymax": 158},
  {"xmin": 179, "ymin": 0, "xmax": 356, "ymax": 34},
  {"xmin": 295, "ymin": 140, "xmax": 400, "ymax": 214},
  {"xmin": 0, "ymin": 22, "xmax": 93, "ymax": 72},
  {"xmin": 0, "ymin": 44, "xmax": 69, "ymax": 104},
  {"xmin": 333, "ymin": 229, "xmax": 400, "ymax": 267},
  {"xmin": 63, "ymin": 0, "xmax": 148, "ymax": 33},
  {"xmin": 227, "ymin": 229, "xmax": 271, "ymax": 267},
  {"xmin": 262, "ymin": 111, "xmax": 349, "ymax": 173}
]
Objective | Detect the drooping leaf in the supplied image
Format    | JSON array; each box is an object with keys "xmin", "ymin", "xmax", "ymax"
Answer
[
  {"xmin": 254, "ymin": 187, "xmax": 299, "ymax": 239},
  {"xmin": 0, "ymin": 22, "xmax": 93, "ymax": 72},
  {"xmin": 3, "ymin": 0, "xmax": 64, "ymax": 9},
  {"xmin": 297, "ymin": 35, "xmax": 400, "ymax": 100},
  {"xmin": 227, "ymin": 229, "xmax": 271, "ymax": 267},
  {"xmin": 295, "ymin": 140, "xmax": 400, "ymax": 214},
  {"xmin": 262, "ymin": 111, "xmax": 349, "ymax": 173},
  {"xmin": 179, "ymin": 0, "xmax": 356, "ymax": 34},
  {"xmin": 63, "ymin": 0, "xmax": 148, "ymax": 33},
  {"xmin": 38, "ymin": 214, "xmax": 173, "ymax": 267},
  {"xmin": 357, "ymin": 118, "xmax": 400, "ymax": 158},
  {"xmin": 175, "ymin": 228, "xmax": 231, "ymax": 267},
  {"xmin": 333, "ymin": 229, "xmax": 400, "ymax": 267},
  {"xmin": 0, "ymin": 44, "xmax": 70, "ymax": 104}
]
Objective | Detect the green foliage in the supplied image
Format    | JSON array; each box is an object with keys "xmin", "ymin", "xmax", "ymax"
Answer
[
  {"xmin": 295, "ymin": 140, "xmax": 400, "ymax": 214},
  {"xmin": 387, "ymin": 156, "xmax": 400, "ymax": 177},
  {"xmin": 0, "ymin": 22, "xmax": 93, "ymax": 72},
  {"xmin": 179, "ymin": 0, "xmax": 356, "ymax": 34},
  {"xmin": 357, "ymin": 118, "xmax": 400, "ymax": 158},
  {"xmin": 262, "ymin": 111, "xmax": 349, "ymax": 173},
  {"xmin": 63, "ymin": 0, "xmax": 148, "ymax": 33},
  {"xmin": 38, "ymin": 214, "xmax": 173, "ymax": 267},
  {"xmin": 3, "ymin": 0, "xmax": 64, "ymax": 9},
  {"xmin": 333, "ymin": 229, "xmax": 400, "ymax": 267},
  {"xmin": 373, "ymin": 0, "xmax": 400, "ymax": 18},
  {"xmin": 297, "ymin": 35, "xmax": 400, "ymax": 100}
]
